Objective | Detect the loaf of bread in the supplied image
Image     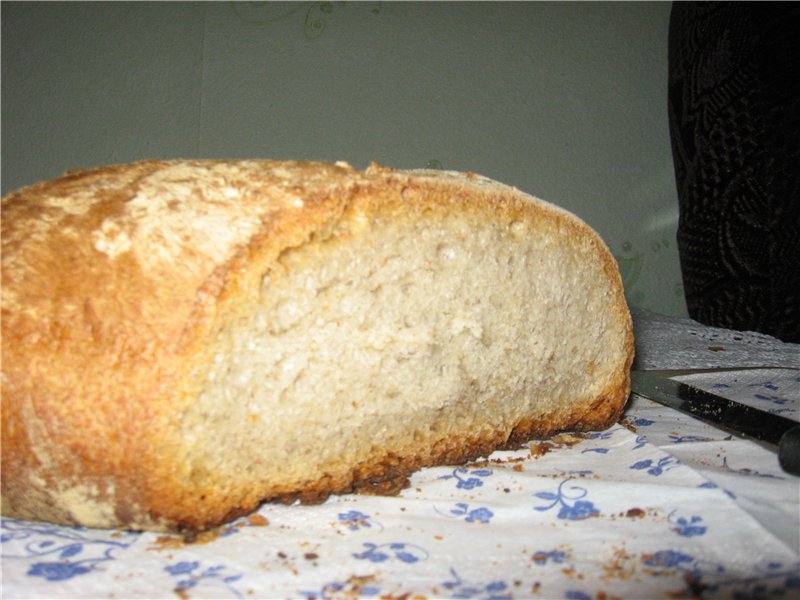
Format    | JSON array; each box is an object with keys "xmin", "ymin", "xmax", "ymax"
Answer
[{"xmin": 1, "ymin": 160, "xmax": 633, "ymax": 532}]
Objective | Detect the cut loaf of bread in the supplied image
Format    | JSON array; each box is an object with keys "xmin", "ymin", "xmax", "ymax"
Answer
[{"xmin": 1, "ymin": 160, "xmax": 633, "ymax": 532}]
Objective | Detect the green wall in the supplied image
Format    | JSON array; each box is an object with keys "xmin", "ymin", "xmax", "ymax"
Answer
[{"xmin": 1, "ymin": 1, "xmax": 685, "ymax": 317}]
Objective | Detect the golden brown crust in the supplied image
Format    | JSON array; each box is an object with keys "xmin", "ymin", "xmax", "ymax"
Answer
[
  {"xmin": 2, "ymin": 160, "xmax": 360, "ymax": 529},
  {"xmin": 1, "ymin": 159, "xmax": 633, "ymax": 531}
]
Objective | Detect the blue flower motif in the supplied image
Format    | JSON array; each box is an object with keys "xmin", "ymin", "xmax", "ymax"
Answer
[
  {"xmin": 459, "ymin": 478, "xmax": 483, "ymax": 490},
  {"xmin": 557, "ymin": 499, "xmax": 599, "ymax": 520},
  {"xmin": 439, "ymin": 467, "xmax": 493, "ymax": 490},
  {"xmin": 465, "ymin": 507, "xmax": 494, "ymax": 524},
  {"xmin": 583, "ymin": 431, "xmax": 610, "ymax": 441},
  {"xmin": 533, "ymin": 478, "xmax": 600, "ymax": 520},
  {"xmin": 753, "ymin": 393, "xmax": 789, "ymax": 405},
  {"xmin": 300, "ymin": 579, "xmax": 381, "ymax": 598},
  {"xmin": 630, "ymin": 417, "xmax": 655, "ymax": 427},
  {"xmin": 164, "ymin": 561, "xmax": 243, "ymax": 598},
  {"xmin": 165, "ymin": 561, "xmax": 199, "ymax": 576},
  {"xmin": 668, "ymin": 512, "xmax": 707, "ymax": 537},
  {"xmin": 395, "ymin": 548, "xmax": 420, "ymax": 564},
  {"xmin": 442, "ymin": 568, "xmax": 511, "ymax": 600},
  {"xmin": 338, "ymin": 510, "xmax": 378, "ymax": 531},
  {"xmin": 28, "ymin": 561, "xmax": 91, "ymax": 581},
  {"xmin": 565, "ymin": 591, "xmax": 592, "ymax": 600},
  {"xmin": 630, "ymin": 456, "xmax": 680, "ymax": 476},
  {"xmin": 438, "ymin": 503, "xmax": 494, "ymax": 524},
  {"xmin": 355, "ymin": 545, "xmax": 389, "ymax": 563},
  {"xmin": 353, "ymin": 542, "xmax": 428, "ymax": 564}
]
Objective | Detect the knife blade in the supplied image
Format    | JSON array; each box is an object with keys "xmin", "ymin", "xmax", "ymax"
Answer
[{"xmin": 630, "ymin": 369, "xmax": 800, "ymax": 476}]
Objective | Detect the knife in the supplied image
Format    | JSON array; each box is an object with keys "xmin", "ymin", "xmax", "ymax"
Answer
[{"xmin": 630, "ymin": 369, "xmax": 800, "ymax": 476}]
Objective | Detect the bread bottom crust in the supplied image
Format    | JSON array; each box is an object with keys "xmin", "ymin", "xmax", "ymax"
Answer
[{"xmin": 167, "ymin": 383, "xmax": 627, "ymax": 533}]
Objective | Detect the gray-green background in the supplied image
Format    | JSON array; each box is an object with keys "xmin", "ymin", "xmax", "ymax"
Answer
[{"xmin": 1, "ymin": 1, "xmax": 685, "ymax": 317}]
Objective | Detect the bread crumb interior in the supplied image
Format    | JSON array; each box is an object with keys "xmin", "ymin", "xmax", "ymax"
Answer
[{"xmin": 179, "ymin": 202, "xmax": 623, "ymax": 497}]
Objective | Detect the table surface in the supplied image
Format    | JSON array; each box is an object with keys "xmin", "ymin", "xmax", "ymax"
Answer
[{"xmin": 2, "ymin": 308, "xmax": 799, "ymax": 599}]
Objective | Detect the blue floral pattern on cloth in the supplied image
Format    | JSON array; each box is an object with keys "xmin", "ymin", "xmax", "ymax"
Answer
[
  {"xmin": 337, "ymin": 510, "xmax": 382, "ymax": 531},
  {"xmin": 441, "ymin": 568, "xmax": 512, "ymax": 600},
  {"xmin": 630, "ymin": 456, "xmax": 681, "ymax": 476},
  {"xmin": 533, "ymin": 478, "xmax": 600, "ymax": 520},
  {"xmin": 584, "ymin": 431, "xmax": 616, "ymax": 442},
  {"xmin": 668, "ymin": 511, "xmax": 708, "ymax": 537},
  {"xmin": 723, "ymin": 378, "xmax": 800, "ymax": 415},
  {"xmin": 1, "ymin": 519, "xmax": 138, "ymax": 582},
  {"xmin": 436, "ymin": 503, "xmax": 494, "ymax": 524},
  {"xmin": 580, "ymin": 447, "xmax": 610, "ymax": 455},
  {"xmin": 438, "ymin": 467, "xmax": 493, "ymax": 490},
  {"xmin": 164, "ymin": 561, "xmax": 244, "ymax": 598},
  {"xmin": 578, "ymin": 431, "xmax": 616, "ymax": 455},
  {"xmin": 353, "ymin": 542, "xmax": 429, "ymax": 564}
]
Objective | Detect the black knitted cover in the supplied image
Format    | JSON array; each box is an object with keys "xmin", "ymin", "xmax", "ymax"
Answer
[{"xmin": 668, "ymin": 2, "xmax": 800, "ymax": 343}]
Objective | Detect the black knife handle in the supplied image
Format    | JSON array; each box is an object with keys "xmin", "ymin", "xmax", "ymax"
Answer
[{"xmin": 779, "ymin": 426, "xmax": 800, "ymax": 477}]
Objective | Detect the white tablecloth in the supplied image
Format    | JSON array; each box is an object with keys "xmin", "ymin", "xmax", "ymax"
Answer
[{"xmin": 3, "ymin": 309, "xmax": 799, "ymax": 599}]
